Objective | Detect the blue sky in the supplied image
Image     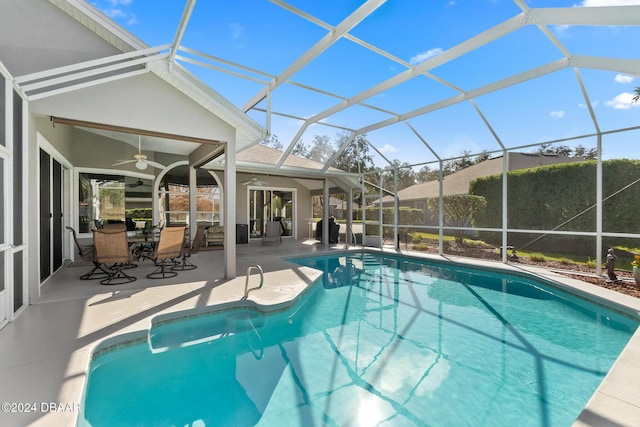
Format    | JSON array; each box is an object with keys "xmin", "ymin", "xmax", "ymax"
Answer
[{"xmin": 91, "ymin": 0, "xmax": 640, "ymax": 166}]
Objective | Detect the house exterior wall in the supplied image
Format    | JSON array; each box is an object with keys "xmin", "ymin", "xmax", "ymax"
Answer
[{"xmin": 30, "ymin": 73, "xmax": 237, "ymax": 145}]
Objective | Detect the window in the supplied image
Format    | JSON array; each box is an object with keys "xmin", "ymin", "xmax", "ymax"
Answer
[
  {"xmin": 78, "ymin": 173, "xmax": 152, "ymax": 232},
  {"xmin": 157, "ymin": 166, "xmax": 221, "ymax": 227}
]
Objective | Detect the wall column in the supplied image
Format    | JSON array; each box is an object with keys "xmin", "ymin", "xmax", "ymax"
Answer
[{"xmin": 223, "ymin": 141, "xmax": 236, "ymax": 278}]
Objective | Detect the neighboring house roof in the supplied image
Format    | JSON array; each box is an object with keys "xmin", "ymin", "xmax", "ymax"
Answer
[
  {"xmin": 381, "ymin": 153, "xmax": 583, "ymax": 204},
  {"xmin": 202, "ymin": 144, "xmax": 360, "ymax": 191},
  {"xmin": 327, "ymin": 196, "xmax": 360, "ymax": 210},
  {"xmin": 236, "ymin": 144, "xmax": 342, "ymax": 171}
]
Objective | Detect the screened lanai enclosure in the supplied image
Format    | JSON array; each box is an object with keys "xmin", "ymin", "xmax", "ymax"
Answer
[
  {"xmin": 148, "ymin": 0, "xmax": 638, "ymax": 276},
  {"xmin": 164, "ymin": 0, "xmax": 640, "ymax": 274}
]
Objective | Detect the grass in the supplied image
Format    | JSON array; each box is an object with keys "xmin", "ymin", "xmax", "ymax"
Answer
[{"xmin": 408, "ymin": 232, "xmax": 638, "ymax": 272}]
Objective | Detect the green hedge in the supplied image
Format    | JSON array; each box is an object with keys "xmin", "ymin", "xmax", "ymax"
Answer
[
  {"xmin": 470, "ymin": 159, "xmax": 640, "ymax": 253},
  {"xmin": 352, "ymin": 207, "xmax": 423, "ymax": 237},
  {"xmin": 125, "ymin": 208, "xmax": 153, "ymax": 220},
  {"xmin": 353, "ymin": 207, "xmax": 423, "ymax": 225}
]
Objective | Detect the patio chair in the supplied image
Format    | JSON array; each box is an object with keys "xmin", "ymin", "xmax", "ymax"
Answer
[
  {"xmin": 92, "ymin": 229, "xmax": 136, "ymax": 285},
  {"xmin": 66, "ymin": 226, "xmax": 110, "ymax": 281},
  {"xmin": 147, "ymin": 225, "xmax": 186, "ymax": 279},
  {"xmin": 172, "ymin": 225, "xmax": 207, "ymax": 271},
  {"xmin": 103, "ymin": 221, "xmax": 126, "ymax": 231},
  {"xmin": 262, "ymin": 221, "xmax": 282, "ymax": 246}
]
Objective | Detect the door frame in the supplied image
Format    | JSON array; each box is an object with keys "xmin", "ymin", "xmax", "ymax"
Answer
[
  {"xmin": 247, "ymin": 186, "xmax": 297, "ymax": 240},
  {"xmin": 0, "ymin": 146, "xmax": 9, "ymax": 328},
  {"xmin": 37, "ymin": 133, "xmax": 73, "ymax": 287}
]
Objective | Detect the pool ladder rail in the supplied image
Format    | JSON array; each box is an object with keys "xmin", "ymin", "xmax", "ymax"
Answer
[{"xmin": 243, "ymin": 264, "xmax": 264, "ymax": 299}]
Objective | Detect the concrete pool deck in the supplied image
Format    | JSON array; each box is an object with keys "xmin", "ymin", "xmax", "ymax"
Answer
[{"xmin": 0, "ymin": 239, "xmax": 638, "ymax": 426}]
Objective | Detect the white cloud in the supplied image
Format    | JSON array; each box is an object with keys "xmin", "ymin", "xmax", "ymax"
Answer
[
  {"xmin": 578, "ymin": 0, "xmax": 640, "ymax": 6},
  {"xmin": 105, "ymin": 8, "xmax": 126, "ymax": 19},
  {"xmin": 378, "ymin": 144, "xmax": 398, "ymax": 155},
  {"xmin": 93, "ymin": 0, "xmax": 136, "ymax": 24},
  {"xmin": 550, "ymin": 111, "xmax": 565, "ymax": 119},
  {"xmin": 229, "ymin": 23, "xmax": 244, "ymax": 40},
  {"xmin": 410, "ymin": 48, "xmax": 443, "ymax": 65},
  {"xmin": 614, "ymin": 74, "xmax": 635, "ymax": 83},
  {"xmin": 604, "ymin": 92, "xmax": 640, "ymax": 109}
]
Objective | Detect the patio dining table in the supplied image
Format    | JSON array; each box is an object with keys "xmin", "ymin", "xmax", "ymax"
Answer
[{"xmin": 127, "ymin": 233, "xmax": 159, "ymax": 262}]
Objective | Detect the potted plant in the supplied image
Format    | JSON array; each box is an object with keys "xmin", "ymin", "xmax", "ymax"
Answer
[{"xmin": 632, "ymin": 255, "xmax": 640, "ymax": 286}]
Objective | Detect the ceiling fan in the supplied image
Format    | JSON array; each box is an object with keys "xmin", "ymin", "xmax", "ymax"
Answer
[
  {"xmin": 127, "ymin": 179, "xmax": 151, "ymax": 188},
  {"xmin": 113, "ymin": 135, "xmax": 166, "ymax": 170},
  {"xmin": 242, "ymin": 174, "xmax": 268, "ymax": 186}
]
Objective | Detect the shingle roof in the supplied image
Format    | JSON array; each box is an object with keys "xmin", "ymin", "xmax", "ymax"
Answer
[
  {"xmin": 384, "ymin": 153, "xmax": 582, "ymax": 203},
  {"xmin": 237, "ymin": 144, "xmax": 338, "ymax": 171}
]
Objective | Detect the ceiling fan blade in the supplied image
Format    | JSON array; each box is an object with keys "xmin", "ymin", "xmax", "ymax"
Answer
[
  {"xmin": 113, "ymin": 159, "xmax": 136, "ymax": 166},
  {"xmin": 145, "ymin": 160, "xmax": 166, "ymax": 169}
]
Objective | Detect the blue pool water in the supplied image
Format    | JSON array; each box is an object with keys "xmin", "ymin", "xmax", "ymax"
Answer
[{"xmin": 79, "ymin": 252, "xmax": 638, "ymax": 427}]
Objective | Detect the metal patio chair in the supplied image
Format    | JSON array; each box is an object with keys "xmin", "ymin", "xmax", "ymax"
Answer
[
  {"xmin": 92, "ymin": 229, "xmax": 136, "ymax": 285},
  {"xmin": 147, "ymin": 225, "xmax": 186, "ymax": 279},
  {"xmin": 172, "ymin": 225, "xmax": 207, "ymax": 271},
  {"xmin": 66, "ymin": 226, "xmax": 111, "ymax": 281}
]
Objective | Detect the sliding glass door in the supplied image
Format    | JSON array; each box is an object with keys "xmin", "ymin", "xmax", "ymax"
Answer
[{"xmin": 248, "ymin": 188, "xmax": 295, "ymax": 238}]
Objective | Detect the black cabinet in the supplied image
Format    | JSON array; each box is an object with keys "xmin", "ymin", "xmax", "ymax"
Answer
[{"xmin": 236, "ymin": 224, "xmax": 248, "ymax": 244}]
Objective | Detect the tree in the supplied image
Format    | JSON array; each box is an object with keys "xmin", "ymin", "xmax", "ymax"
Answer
[
  {"xmin": 574, "ymin": 145, "xmax": 597, "ymax": 160},
  {"xmin": 332, "ymin": 132, "xmax": 375, "ymax": 173},
  {"xmin": 379, "ymin": 159, "xmax": 416, "ymax": 191},
  {"xmin": 307, "ymin": 135, "xmax": 335, "ymax": 164},
  {"xmin": 534, "ymin": 143, "xmax": 597, "ymax": 159},
  {"xmin": 260, "ymin": 134, "xmax": 283, "ymax": 150},
  {"xmin": 426, "ymin": 194, "xmax": 487, "ymax": 247},
  {"xmin": 416, "ymin": 165, "xmax": 439, "ymax": 183},
  {"xmin": 447, "ymin": 150, "xmax": 474, "ymax": 172},
  {"xmin": 291, "ymin": 141, "xmax": 309, "ymax": 158},
  {"xmin": 473, "ymin": 150, "xmax": 490, "ymax": 164},
  {"xmin": 536, "ymin": 144, "xmax": 571, "ymax": 156},
  {"xmin": 633, "ymin": 87, "xmax": 639, "ymax": 103}
]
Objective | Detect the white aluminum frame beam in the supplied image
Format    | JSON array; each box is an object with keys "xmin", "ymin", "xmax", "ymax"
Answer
[
  {"xmin": 169, "ymin": 0, "xmax": 197, "ymax": 64},
  {"xmin": 277, "ymin": 13, "xmax": 525, "ymax": 162},
  {"xmin": 529, "ymin": 6, "xmax": 640, "ymax": 26},
  {"xmin": 355, "ymin": 58, "xmax": 569, "ymax": 136},
  {"xmin": 243, "ymin": 0, "xmax": 387, "ymax": 113}
]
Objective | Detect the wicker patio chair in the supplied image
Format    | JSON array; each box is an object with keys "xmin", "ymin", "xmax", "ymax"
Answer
[
  {"xmin": 102, "ymin": 221, "xmax": 126, "ymax": 231},
  {"xmin": 92, "ymin": 229, "xmax": 136, "ymax": 285},
  {"xmin": 147, "ymin": 225, "xmax": 186, "ymax": 279},
  {"xmin": 66, "ymin": 226, "xmax": 111, "ymax": 281},
  {"xmin": 172, "ymin": 225, "xmax": 207, "ymax": 271}
]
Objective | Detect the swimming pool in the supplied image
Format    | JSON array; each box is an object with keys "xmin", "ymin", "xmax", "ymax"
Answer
[{"xmin": 79, "ymin": 252, "xmax": 638, "ymax": 426}]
